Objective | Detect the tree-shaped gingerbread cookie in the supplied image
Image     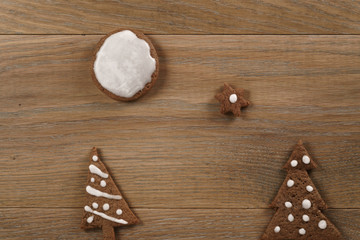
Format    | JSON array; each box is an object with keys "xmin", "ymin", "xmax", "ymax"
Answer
[
  {"xmin": 261, "ymin": 140, "xmax": 342, "ymax": 240},
  {"xmin": 81, "ymin": 147, "xmax": 139, "ymax": 239}
]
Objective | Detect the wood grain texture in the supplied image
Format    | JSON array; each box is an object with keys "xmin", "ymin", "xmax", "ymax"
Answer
[
  {"xmin": 1, "ymin": 2, "xmax": 360, "ymax": 237},
  {"xmin": 1, "ymin": 0, "xmax": 360, "ymax": 34},
  {"xmin": 0, "ymin": 208, "xmax": 359, "ymax": 240},
  {"xmin": 0, "ymin": 35, "xmax": 359, "ymax": 212}
]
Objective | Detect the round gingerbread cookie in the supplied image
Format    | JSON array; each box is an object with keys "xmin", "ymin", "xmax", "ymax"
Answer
[{"xmin": 91, "ymin": 29, "xmax": 159, "ymax": 101}]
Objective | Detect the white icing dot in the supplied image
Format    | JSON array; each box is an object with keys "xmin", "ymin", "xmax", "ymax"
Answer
[
  {"xmin": 90, "ymin": 177, "xmax": 95, "ymax": 183},
  {"xmin": 100, "ymin": 180, "xmax": 106, "ymax": 187},
  {"xmin": 92, "ymin": 155, "xmax": 98, "ymax": 161},
  {"xmin": 287, "ymin": 179, "xmax": 294, "ymax": 187},
  {"xmin": 116, "ymin": 209, "xmax": 123, "ymax": 215},
  {"xmin": 92, "ymin": 202, "xmax": 98, "ymax": 209},
  {"xmin": 302, "ymin": 155, "xmax": 310, "ymax": 164},
  {"xmin": 290, "ymin": 160, "xmax": 298, "ymax": 167},
  {"xmin": 103, "ymin": 203, "xmax": 110, "ymax": 211},
  {"xmin": 306, "ymin": 185, "xmax": 313, "ymax": 192},
  {"xmin": 302, "ymin": 215, "xmax": 310, "ymax": 222},
  {"xmin": 274, "ymin": 226, "xmax": 280, "ymax": 233},
  {"xmin": 318, "ymin": 220, "xmax": 327, "ymax": 229},
  {"xmin": 229, "ymin": 94, "xmax": 238, "ymax": 103},
  {"xmin": 285, "ymin": 201, "xmax": 292, "ymax": 208},
  {"xmin": 299, "ymin": 228, "xmax": 306, "ymax": 235},
  {"xmin": 288, "ymin": 214, "xmax": 294, "ymax": 222},
  {"xmin": 302, "ymin": 199, "xmax": 311, "ymax": 209},
  {"xmin": 87, "ymin": 215, "xmax": 94, "ymax": 223}
]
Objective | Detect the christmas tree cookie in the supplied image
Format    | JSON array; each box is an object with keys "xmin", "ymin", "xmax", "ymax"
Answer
[
  {"xmin": 261, "ymin": 140, "xmax": 342, "ymax": 240},
  {"xmin": 81, "ymin": 147, "xmax": 139, "ymax": 239}
]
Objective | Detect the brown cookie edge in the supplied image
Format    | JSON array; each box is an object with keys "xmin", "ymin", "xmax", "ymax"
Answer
[{"xmin": 91, "ymin": 29, "xmax": 159, "ymax": 101}]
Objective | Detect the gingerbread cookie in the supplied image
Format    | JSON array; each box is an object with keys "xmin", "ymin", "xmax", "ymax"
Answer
[
  {"xmin": 261, "ymin": 140, "xmax": 342, "ymax": 240},
  {"xmin": 81, "ymin": 147, "xmax": 139, "ymax": 239},
  {"xmin": 215, "ymin": 83, "xmax": 249, "ymax": 117},
  {"xmin": 92, "ymin": 29, "xmax": 159, "ymax": 101}
]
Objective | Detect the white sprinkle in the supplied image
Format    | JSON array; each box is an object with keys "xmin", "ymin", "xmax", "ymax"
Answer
[
  {"xmin": 288, "ymin": 214, "xmax": 294, "ymax": 222},
  {"xmin": 299, "ymin": 228, "xmax": 306, "ymax": 235},
  {"xmin": 91, "ymin": 177, "xmax": 95, "ymax": 183},
  {"xmin": 87, "ymin": 215, "xmax": 94, "ymax": 223},
  {"xmin": 274, "ymin": 226, "xmax": 280, "ymax": 233},
  {"xmin": 302, "ymin": 155, "xmax": 310, "ymax": 164},
  {"xmin": 100, "ymin": 180, "xmax": 107, "ymax": 187},
  {"xmin": 92, "ymin": 155, "xmax": 98, "ymax": 161},
  {"xmin": 306, "ymin": 185, "xmax": 313, "ymax": 192},
  {"xmin": 103, "ymin": 203, "xmax": 110, "ymax": 211},
  {"xmin": 92, "ymin": 202, "xmax": 98, "ymax": 209},
  {"xmin": 229, "ymin": 94, "xmax": 238, "ymax": 103},
  {"xmin": 302, "ymin": 199, "xmax": 311, "ymax": 209},
  {"xmin": 290, "ymin": 160, "xmax": 298, "ymax": 167},
  {"xmin": 302, "ymin": 215, "xmax": 310, "ymax": 222},
  {"xmin": 285, "ymin": 201, "xmax": 292, "ymax": 208},
  {"xmin": 318, "ymin": 220, "xmax": 327, "ymax": 229},
  {"xmin": 116, "ymin": 209, "xmax": 123, "ymax": 215},
  {"xmin": 287, "ymin": 179, "xmax": 294, "ymax": 187}
]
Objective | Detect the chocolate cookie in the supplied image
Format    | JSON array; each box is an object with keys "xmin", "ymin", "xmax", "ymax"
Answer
[
  {"xmin": 81, "ymin": 147, "xmax": 139, "ymax": 239},
  {"xmin": 92, "ymin": 29, "xmax": 159, "ymax": 101},
  {"xmin": 261, "ymin": 140, "xmax": 342, "ymax": 240},
  {"xmin": 215, "ymin": 83, "xmax": 250, "ymax": 117}
]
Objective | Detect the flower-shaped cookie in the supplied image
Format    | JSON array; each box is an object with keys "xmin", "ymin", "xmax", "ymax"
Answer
[{"xmin": 215, "ymin": 83, "xmax": 250, "ymax": 117}]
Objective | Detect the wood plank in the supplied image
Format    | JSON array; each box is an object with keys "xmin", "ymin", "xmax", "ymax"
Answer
[
  {"xmin": 0, "ymin": 35, "xmax": 359, "ymax": 209},
  {"xmin": 1, "ymin": 0, "xmax": 360, "ymax": 34},
  {"xmin": 0, "ymin": 208, "xmax": 358, "ymax": 240}
]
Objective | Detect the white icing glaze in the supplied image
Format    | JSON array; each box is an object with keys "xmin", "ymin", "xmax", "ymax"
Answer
[
  {"xmin": 285, "ymin": 201, "xmax": 292, "ymax": 208},
  {"xmin": 287, "ymin": 179, "xmax": 294, "ymax": 187},
  {"xmin": 87, "ymin": 215, "xmax": 94, "ymax": 223},
  {"xmin": 91, "ymin": 177, "xmax": 95, "ymax": 183},
  {"xmin": 290, "ymin": 160, "xmax": 298, "ymax": 167},
  {"xmin": 229, "ymin": 94, "xmax": 237, "ymax": 103},
  {"xmin": 84, "ymin": 206, "xmax": 128, "ymax": 224},
  {"xmin": 92, "ymin": 202, "xmax": 98, "ymax": 209},
  {"xmin": 306, "ymin": 185, "xmax": 313, "ymax": 192},
  {"xmin": 318, "ymin": 220, "xmax": 327, "ymax": 229},
  {"xmin": 302, "ymin": 214, "xmax": 310, "ymax": 222},
  {"xmin": 288, "ymin": 214, "xmax": 294, "ymax": 222},
  {"xmin": 89, "ymin": 164, "xmax": 109, "ymax": 178},
  {"xmin": 103, "ymin": 203, "xmax": 110, "ymax": 211},
  {"xmin": 302, "ymin": 199, "xmax": 311, "ymax": 209},
  {"xmin": 116, "ymin": 209, "xmax": 123, "ymax": 215},
  {"xmin": 274, "ymin": 226, "xmax": 280, "ymax": 233},
  {"xmin": 100, "ymin": 180, "xmax": 107, "ymax": 187},
  {"xmin": 94, "ymin": 30, "xmax": 156, "ymax": 98},
  {"xmin": 92, "ymin": 155, "xmax": 98, "ymax": 161},
  {"xmin": 86, "ymin": 186, "xmax": 122, "ymax": 200},
  {"xmin": 299, "ymin": 228, "xmax": 306, "ymax": 235},
  {"xmin": 302, "ymin": 155, "xmax": 310, "ymax": 164}
]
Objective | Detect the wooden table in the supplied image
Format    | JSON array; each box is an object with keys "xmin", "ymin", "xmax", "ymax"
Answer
[{"xmin": 1, "ymin": 1, "xmax": 359, "ymax": 239}]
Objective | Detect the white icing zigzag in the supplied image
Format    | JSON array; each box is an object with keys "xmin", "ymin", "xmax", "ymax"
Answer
[
  {"xmin": 89, "ymin": 164, "xmax": 109, "ymax": 178},
  {"xmin": 85, "ymin": 206, "xmax": 128, "ymax": 224},
  {"xmin": 86, "ymin": 186, "xmax": 122, "ymax": 200}
]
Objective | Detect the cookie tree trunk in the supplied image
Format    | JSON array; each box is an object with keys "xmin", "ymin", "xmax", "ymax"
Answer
[{"xmin": 103, "ymin": 224, "xmax": 115, "ymax": 240}]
